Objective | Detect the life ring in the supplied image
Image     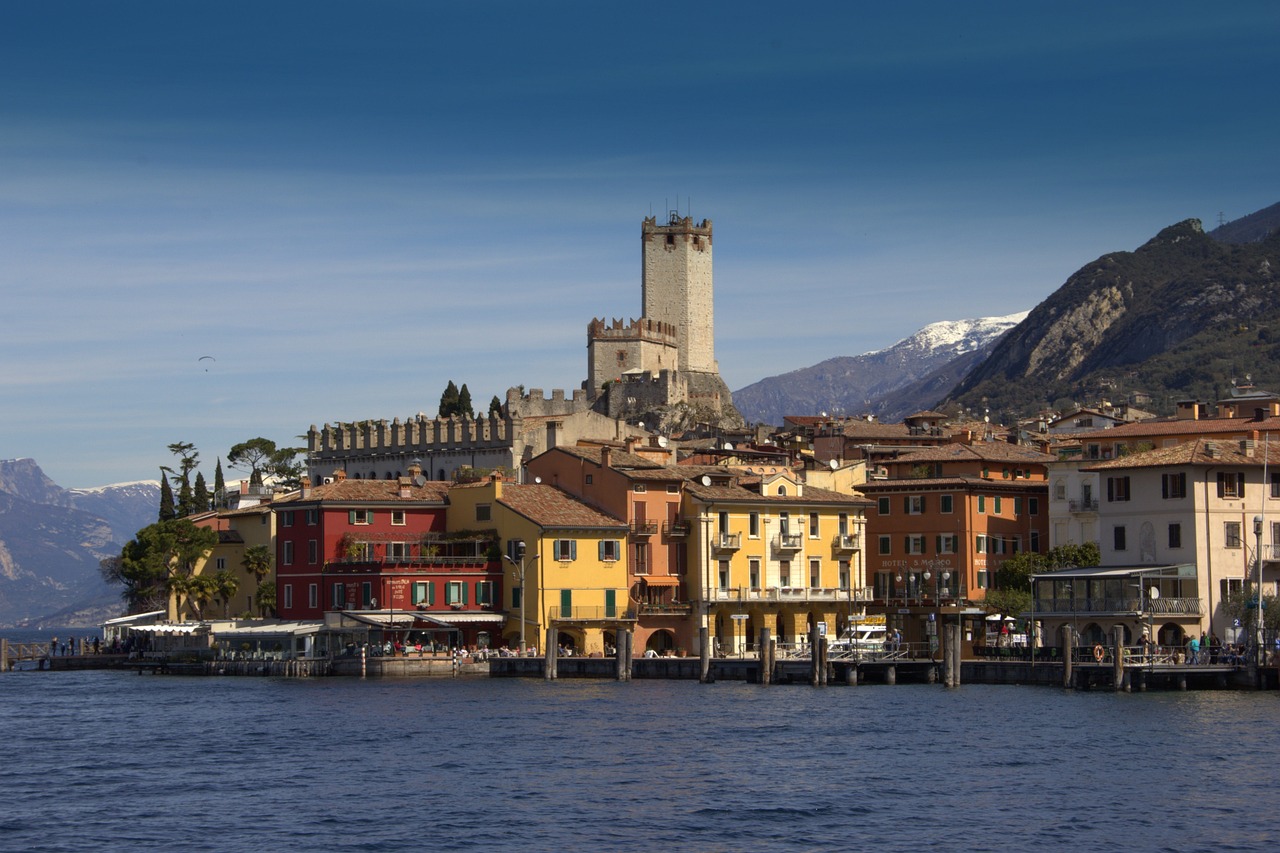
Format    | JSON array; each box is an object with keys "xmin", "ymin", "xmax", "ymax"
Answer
[{"xmin": 1092, "ymin": 644, "xmax": 1105, "ymax": 662}]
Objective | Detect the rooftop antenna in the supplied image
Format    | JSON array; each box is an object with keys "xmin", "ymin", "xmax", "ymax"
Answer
[{"xmin": 1218, "ymin": 211, "xmax": 1227, "ymax": 228}]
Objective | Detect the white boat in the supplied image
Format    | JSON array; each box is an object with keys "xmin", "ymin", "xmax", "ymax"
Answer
[{"xmin": 828, "ymin": 620, "xmax": 888, "ymax": 656}]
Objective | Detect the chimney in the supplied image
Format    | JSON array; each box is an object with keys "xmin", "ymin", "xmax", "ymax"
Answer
[
  {"xmin": 300, "ymin": 480, "xmax": 312, "ymax": 499},
  {"xmin": 398, "ymin": 477, "xmax": 412, "ymax": 498},
  {"xmin": 546, "ymin": 420, "xmax": 562, "ymax": 450},
  {"xmin": 1255, "ymin": 408, "xmax": 1267, "ymax": 422},
  {"xmin": 1204, "ymin": 441, "xmax": 1216, "ymax": 458},
  {"xmin": 334, "ymin": 469, "xmax": 347, "ymax": 482},
  {"xmin": 601, "ymin": 446, "xmax": 613, "ymax": 469},
  {"xmin": 490, "ymin": 470, "xmax": 503, "ymax": 499}
]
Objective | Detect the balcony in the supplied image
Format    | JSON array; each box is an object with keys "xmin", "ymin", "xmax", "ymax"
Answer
[
  {"xmin": 832, "ymin": 533, "xmax": 862, "ymax": 552},
  {"xmin": 714, "ymin": 532, "xmax": 741, "ymax": 552},
  {"xmin": 549, "ymin": 606, "xmax": 637, "ymax": 622},
  {"xmin": 638, "ymin": 601, "xmax": 693, "ymax": 617},
  {"xmin": 1033, "ymin": 597, "xmax": 1203, "ymax": 617},
  {"xmin": 711, "ymin": 586, "xmax": 872, "ymax": 604},
  {"xmin": 1068, "ymin": 499, "xmax": 1099, "ymax": 513},
  {"xmin": 662, "ymin": 521, "xmax": 691, "ymax": 537},
  {"xmin": 629, "ymin": 520, "xmax": 659, "ymax": 538},
  {"xmin": 775, "ymin": 533, "xmax": 803, "ymax": 551}
]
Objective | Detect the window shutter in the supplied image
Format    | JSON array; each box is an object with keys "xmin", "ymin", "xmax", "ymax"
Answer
[
  {"xmin": 349, "ymin": 510, "xmax": 356, "ymax": 524},
  {"xmin": 1107, "ymin": 478, "xmax": 1115, "ymax": 502},
  {"xmin": 570, "ymin": 540, "xmax": 577, "ymax": 560},
  {"xmin": 903, "ymin": 536, "xmax": 910, "ymax": 552},
  {"xmin": 935, "ymin": 535, "xmax": 942, "ymax": 553},
  {"xmin": 1161, "ymin": 475, "xmax": 1168, "ymax": 499},
  {"xmin": 428, "ymin": 583, "xmax": 435, "ymax": 606},
  {"xmin": 903, "ymin": 496, "xmax": 910, "ymax": 513},
  {"xmin": 462, "ymin": 583, "xmax": 469, "ymax": 605},
  {"xmin": 599, "ymin": 541, "xmax": 605, "ymax": 561},
  {"xmin": 1238, "ymin": 474, "xmax": 1246, "ymax": 499},
  {"xmin": 920, "ymin": 496, "xmax": 926, "ymax": 513},
  {"xmin": 1217, "ymin": 473, "xmax": 1225, "ymax": 498}
]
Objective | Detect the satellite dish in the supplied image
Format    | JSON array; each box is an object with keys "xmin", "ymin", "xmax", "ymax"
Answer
[
  {"xmin": 657, "ymin": 436, "xmax": 668, "ymax": 447},
  {"xmin": 700, "ymin": 475, "xmax": 712, "ymax": 487},
  {"xmin": 412, "ymin": 474, "xmax": 426, "ymax": 487},
  {"xmin": 828, "ymin": 459, "xmax": 839, "ymax": 470},
  {"xmin": 1149, "ymin": 586, "xmax": 1160, "ymax": 600},
  {"xmin": 534, "ymin": 476, "xmax": 542, "ymax": 484},
  {"xmin": 723, "ymin": 442, "xmax": 733, "ymax": 450}
]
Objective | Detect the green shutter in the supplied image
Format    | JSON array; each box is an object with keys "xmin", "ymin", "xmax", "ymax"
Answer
[
  {"xmin": 349, "ymin": 510, "xmax": 356, "ymax": 524},
  {"xmin": 462, "ymin": 583, "xmax": 469, "ymax": 605},
  {"xmin": 599, "ymin": 541, "xmax": 605, "ymax": 561},
  {"xmin": 570, "ymin": 540, "xmax": 577, "ymax": 560},
  {"xmin": 935, "ymin": 535, "xmax": 942, "ymax": 553},
  {"xmin": 903, "ymin": 496, "xmax": 910, "ymax": 513},
  {"xmin": 978, "ymin": 495, "xmax": 985, "ymax": 513},
  {"xmin": 560, "ymin": 588, "xmax": 572, "ymax": 617},
  {"xmin": 428, "ymin": 582, "xmax": 435, "ymax": 606},
  {"xmin": 605, "ymin": 589, "xmax": 616, "ymax": 618}
]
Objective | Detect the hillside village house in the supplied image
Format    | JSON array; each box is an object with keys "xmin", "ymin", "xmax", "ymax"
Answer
[
  {"xmin": 1033, "ymin": 437, "xmax": 1280, "ymax": 648},
  {"xmin": 449, "ymin": 473, "xmax": 630, "ymax": 656},
  {"xmin": 859, "ymin": 440, "xmax": 1053, "ymax": 655}
]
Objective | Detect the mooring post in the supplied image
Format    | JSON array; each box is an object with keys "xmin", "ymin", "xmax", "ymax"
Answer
[
  {"xmin": 952, "ymin": 623, "xmax": 962, "ymax": 687},
  {"xmin": 699, "ymin": 625, "xmax": 711, "ymax": 683},
  {"xmin": 616, "ymin": 631, "xmax": 626, "ymax": 681},
  {"xmin": 1061, "ymin": 624, "xmax": 1074, "ymax": 689},
  {"xmin": 809, "ymin": 624, "xmax": 821, "ymax": 686},
  {"xmin": 760, "ymin": 627, "xmax": 772, "ymax": 686},
  {"xmin": 545, "ymin": 628, "xmax": 557, "ymax": 680},
  {"xmin": 1112, "ymin": 625, "xmax": 1125, "ymax": 692},
  {"xmin": 845, "ymin": 663, "xmax": 857, "ymax": 686},
  {"xmin": 1, "ymin": 638, "xmax": 8, "ymax": 673},
  {"xmin": 819, "ymin": 636, "xmax": 829, "ymax": 685},
  {"xmin": 941, "ymin": 624, "xmax": 953, "ymax": 687},
  {"xmin": 625, "ymin": 629, "xmax": 633, "ymax": 681},
  {"xmin": 885, "ymin": 664, "xmax": 896, "ymax": 685}
]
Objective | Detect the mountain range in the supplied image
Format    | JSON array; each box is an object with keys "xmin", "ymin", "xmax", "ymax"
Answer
[
  {"xmin": 0, "ymin": 458, "xmax": 158, "ymax": 627},
  {"xmin": 732, "ymin": 312, "xmax": 1028, "ymax": 426}
]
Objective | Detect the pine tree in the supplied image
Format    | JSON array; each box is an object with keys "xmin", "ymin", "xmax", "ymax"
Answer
[
  {"xmin": 193, "ymin": 472, "xmax": 210, "ymax": 513},
  {"xmin": 158, "ymin": 471, "xmax": 176, "ymax": 521},
  {"xmin": 488, "ymin": 395, "xmax": 502, "ymax": 417},
  {"xmin": 458, "ymin": 383, "xmax": 473, "ymax": 419},
  {"xmin": 439, "ymin": 380, "xmax": 460, "ymax": 417}
]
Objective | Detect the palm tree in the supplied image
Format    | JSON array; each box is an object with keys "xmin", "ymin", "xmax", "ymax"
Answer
[
  {"xmin": 241, "ymin": 544, "xmax": 273, "ymax": 586},
  {"xmin": 212, "ymin": 570, "xmax": 240, "ymax": 618}
]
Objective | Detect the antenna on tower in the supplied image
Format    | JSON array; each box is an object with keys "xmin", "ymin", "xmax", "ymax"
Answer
[{"xmin": 1218, "ymin": 211, "xmax": 1227, "ymax": 228}]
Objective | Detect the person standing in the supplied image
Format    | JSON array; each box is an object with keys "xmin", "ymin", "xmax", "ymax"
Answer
[{"xmin": 1187, "ymin": 633, "xmax": 1200, "ymax": 665}]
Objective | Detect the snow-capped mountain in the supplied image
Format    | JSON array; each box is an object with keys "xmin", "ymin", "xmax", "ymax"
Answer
[{"xmin": 731, "ymin": 311, "xmax": 1028, "ymax": 427}]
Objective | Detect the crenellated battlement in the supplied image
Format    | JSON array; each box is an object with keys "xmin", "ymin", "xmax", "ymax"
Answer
[
  {"xmin": 308, "ymin": 411, "xmax": 516, "ymax": 455},
  {"xmin": 586, "ymin": 316, "xmax": 679, "ymax": 344},
  {"xmin": 505, "ymin": 386, "xmax": 589, "ymax": 418}
]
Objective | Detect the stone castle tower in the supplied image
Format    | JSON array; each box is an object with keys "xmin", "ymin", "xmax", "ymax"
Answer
[{"xmin": 586, "ymin": 213, "xmax": 742, "ymax": 429}]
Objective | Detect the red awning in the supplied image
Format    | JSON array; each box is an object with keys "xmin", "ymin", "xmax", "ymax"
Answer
[{"xmin": 642, "ymin": 575, "xmax": 681, "ymax": 587}]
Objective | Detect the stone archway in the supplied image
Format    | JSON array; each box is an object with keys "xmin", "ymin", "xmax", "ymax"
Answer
[{"xmin": 646, "ymin": 629, "xmax": 676, "ymax": 654}]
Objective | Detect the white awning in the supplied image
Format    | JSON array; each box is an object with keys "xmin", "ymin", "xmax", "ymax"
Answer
[
  {"xmin": 213, "ymin": 621, "xmax": 323, "ymax": 639},
  {"xmin": 338, "ymin": 611, "xmax": 455, "ymax": 629},
  {"xmin": 129, "ymin": 623, "xmax": 204, "ymax": 634},
  {"xmin": 102, "ymin": 610, "xmax": 165, "ymax": 628},
  {"xmin": 422, "ymin": 612, "xmax": 507, "ymax": 625}
]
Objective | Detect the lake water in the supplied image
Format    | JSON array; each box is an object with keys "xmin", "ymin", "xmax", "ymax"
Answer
[{"xmin": 2, "ymin": 666, "xmax": 1278, "ymax": 852}]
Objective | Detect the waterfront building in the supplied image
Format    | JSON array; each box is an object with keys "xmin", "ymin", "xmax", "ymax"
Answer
[
  {"xmin": 269, "ymin": 467, "xmax": 505, "ymax": 648},
  {"xmin": 858, "ymin": 440, "xmax": 1052, "ymax": 653},
  {"xmin": 449, "ymin": 473, "xmax": 631, "ymax": 656},
  {"xmin": 525, "ymin": 443, "xmax": 696, "ymax": 654},
  {"xmin": 683, "ymin": 467, "xmax": 873, "ymax": 656},
  {"xmin": 1040, "ymin": 437, "xmax": 1280, "ymax": 646},
  {"xmin": 190, "ymin": 502, "xmax": 276, "ymax": 619}
]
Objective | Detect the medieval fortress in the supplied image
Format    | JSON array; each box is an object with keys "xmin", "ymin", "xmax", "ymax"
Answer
[{"xmin": 307, "ymin": 213, "xmax": 742, "ymax": 483}]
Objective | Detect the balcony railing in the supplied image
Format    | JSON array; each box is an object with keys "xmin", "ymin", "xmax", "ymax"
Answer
[
  {"xmin": 832, "ymin": 533, "xmax": 862, "ymax": 551},
  {"xmin": 637, "ymin": 602, "xmax": 693, "ymax": 616},
  {"xmin": 663, "ymin": 521, "xmax": 690, "ymax": 537},
  {"xmin": 326, "ymin": 556, "xmax": 493, "ymax": 572},
  {"xmin": 711, "ymin": 586, "xmax": 873, "ymax": 604},
  {"xmin": 629, "ymin": 520, "xmax": 659, "ymax": 537},
  {"xmin": 1034, "ymin": 597, "xmax": 1203, "ymax": 616},
  {"xmin": 775, "ymin": 533, "xmax": 803, "ymax": 550},
  {"xmin": 549, "ymin": 606, "xmax": 637, "ymax": 622},
  {"xmin": 1068, "ymin": 499, "xmax": 1099, "ymax": 513},
  {"xmin": 714, "ymin": 532, "xmax": 741, "ymax": 552}
]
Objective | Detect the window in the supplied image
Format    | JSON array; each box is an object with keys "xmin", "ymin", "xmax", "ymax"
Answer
[
  {"xmin": 809, "ymin": 512, "xmax": 819, "ymax": 537},
  {"xmin": 878, "ymin": 535, "xmax": 891, "ymax": 556},
  {"xmin": 975, "ymin": 535, "xmax": 987, "ymax": 554},
  {"xmin": 585, "ymin": 474, "xmax": 593, "ymax": 485},
  {"xmin": 940, "ymin": 495, "xmax": 953, "ymax": 514},
  {"xmin": 779, "ymin": 560, "xmax": 792, "ymax": 587},
  {"xmin": 605, "ymin": 589, "xmax": 617, "ymax": 618},
  {"xmin": 412, "ymin": 582, "xmax": 431, "ymax": 605},
  {"xmin": 446, "ymin": 581, "xmax": 468, "ymax": 605},
  {"xmin": 906, "ymin": 496, "xmax": 925, "ymax": 515},
  {"xmin": 1218, "ymin": 472, "xmax": 1245, "ymax": 499},
  {"xmin": 1028, "ymin": 498, "xmax": 1039, "ymax": 516},
  {"xmin": 350, "ymin": 509, "xmax": 372, "ymax": 525},
  {"xmin": 994, "ymin": 497, "xmax": 1003, "ymax": 515},
  {"xmin": 1014, "ymin": 498, "xmax": 1023, "ymax": 516},
  {"xmin": 306, "ymin": 509, "xmax": 319, "ymax": 525},
  {"xmin": 977, "ymin": 571, "xmax": 989, "ymax": 590},
  {"xmin": 1161, "ymin": 472, "xmax": 1187, "ymax": 499},
  {"xmin": 977, "ymin": 495, "xmax": 986, "ymax": 514},
  {"xmin": 749, "ymin": 558, "xmax": 760, "ymax": 589},
  {"xmin": 283, "ymin": 584, "xmax": 293, "ymax": 609},
  {"xmin": 1106, "ymin": 476, "xmax": 1131, "ymax": 502},
  {"xmin": 554, "ymin": 539, "xmax": 577, "ymax": 561},
  {"xmin": 936, "ymin": 535, "xmax": 957, "ymax": 554},
  {"xmin": 333, "ymin": 583, "xmax": 346, "ymax": 608},
  {"xmin": 778, "ymin": 512, "xmax": 790, "ymax": 535},
  {"xmin": 281, "ymin": 511, "xmax": 294, "ymax": 528},
  {"xmin": 599, "ymin": 539, "xmax": 621, "ymax": 561},
  {"xmin": 633, "ymin": 484, "xmax": 647, "ymax": 493},
  {"xmin": 878, "ymin": 497, "xmax": 890, "ymax": 516},
  {"xmin": 1030, "ymin": 531, "xmax": 1039, "ymax": 552},
  {"xmin": 308, "ymin": 539, "xmax": 318, "ymax": 564},
  {"xmin": 1114, "ymin": 525, "xmax": 1127, "ymax": 551},
  {"xmin": 475, "ymin": 504, "xmax": 491, "ymax": 522},
  {"xmin": 475, "ymin": 582, "xmax": 494, "ymax": 605},
  {"xmin": 1224, "ymin": 521, "xmax": 1242, "ymax": 549},
  {"xmin": 838, "ymin": 513, "xmax": 849, "ymax": 535},
  {"xmin": 282, "ymin": 541, "xmax": 294, "ymax": 566},
  {"xmin": 838, "ymin": 560, "xmax": 850, "ymax": 589},
  {"xmin": 308, "ymin": 584, "xmax": 318, "ymax": 609},
  {"xmin": 1272, "ymin": 472, "xmax": 1280, "ymax": 498},
  {"xmin": 905, "ymin": 535, "xmax": 925, "ymax": 555},
  {"xmin": 667, "ymin": 484, "xmax": 679, "ymax": 494},
  {"xmin": 1054, "ymin": 481, "xmax": 1067, "ymax": 500},
  {"xmin": 560, "ymin": 589, "xmax": 573, "ymax": 617},
  {"xmin": 717, "ymin": 561, "xmax": 729, "ymax": 590},
  {"xmin": 215, "ymin": 557, "xmax": 226, "ymax": 570},
  {"xmin": 633, "ymin": 543, "xmax": 649, "ymax": 575},
  {"xmin": 749, "ymin": 512, "xmax": 760, "ymax": 538},
  {"xmin": 512, "ymin": 586, "xmax": 521, "ymax": 608},
  {"xmin": 809, "ymin": 559, "xmax": 821, "ymax": 588},
  {"xmin": 1168, "ymin": 523, "xmax": 1182, "ymax": 549}
]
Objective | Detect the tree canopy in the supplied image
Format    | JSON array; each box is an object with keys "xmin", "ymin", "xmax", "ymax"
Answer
[{"xmin": 114, "ymin": 518, "xmax": 218, "ymax": 613}]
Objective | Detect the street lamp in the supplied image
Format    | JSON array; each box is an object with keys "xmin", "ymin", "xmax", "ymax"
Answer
[
  {"xmin": 1254, "ymin": 515, "xmax": 1264, "ymax": 665},
  {"xmin": 503, "ymin": 539, "xmax": 531, "ymax": 654}
]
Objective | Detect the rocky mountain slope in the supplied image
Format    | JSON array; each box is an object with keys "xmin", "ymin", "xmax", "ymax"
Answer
[
  {"xmin": 732, "ymin": 312, "xmax": 1027, "ymax": 426},
  {"xmin": 0, "ymin": 458, "xmax": 159, "ymax": 626},
  {"xmin": 945, "ymin": 208, "xmax": 1280, "ymax": 419}
]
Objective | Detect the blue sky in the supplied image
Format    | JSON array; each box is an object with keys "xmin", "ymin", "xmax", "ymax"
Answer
[{"xmin": 2, "ymin": 1, "xmax": 1277, "ymax": 488}]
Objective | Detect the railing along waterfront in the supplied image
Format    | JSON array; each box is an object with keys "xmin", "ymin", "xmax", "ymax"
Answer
[
  {"xmin": 1034, "ymin": 597, "xmax": 1203, "ymax": 615},
  {"xmin": 711, "ymin": 586, "xmax": 874, "ymax": 603},
  {"xmin": 549, "ymin": 606, "xmax": 636, "ymax": 621}
]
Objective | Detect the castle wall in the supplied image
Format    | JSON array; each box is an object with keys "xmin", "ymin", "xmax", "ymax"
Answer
[
  {"xmin": 586, "ymin": 317, "xmax": 680, "ymax": 397},
  {"xmin": 641, "ymin": 215, "xmax": 715, "ymax": 374}
]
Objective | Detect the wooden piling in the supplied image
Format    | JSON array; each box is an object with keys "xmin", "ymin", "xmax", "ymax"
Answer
[
  {"xmin": 699, "ymin": 626, "xmax": 711, "ymax": 683},
  {"xmin": 625, "ymin": 629, "xmax": 633, "ymax": 681},
  {"xmin": 845, "ymin": 663, "xmax": 857, "ymax": 686},
  {"xmin": 885, "ymin": 664, "xmax": 896, "ymax": 685},
  {"xmin": 951, "ymin": 623, "xmax": 962, "ymax": 687},
  {"xmin": 615, "ymin": 631, "xmax": 626, "ymax": 681},
  {"xmin": 1112, "ymin": 625, "xmax": 1125, "ymax": 693},
  {"xmin": 819, "ymin": 637, "xmax": 829, "ymax": 686},
  {"xmin": 809, "ymin": 625, "xmax": 821, "ymax": 686},
  {"xmin": 759, "ymin": 627, "xmax": 772, "ymax": 686},
  {"xmin": 545, "ymin": 628, "xmax": 557, "ymax": 680},
  {"xmin": 1, "ymin": 638, "xmax": 8, "ymax": 673},
  {"xmin": 1061, "ymin": 624, "xmax": 1074, "ymax": 689}
]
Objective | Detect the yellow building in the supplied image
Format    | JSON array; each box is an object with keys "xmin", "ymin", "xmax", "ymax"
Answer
[
  {"xmin": 448, "ymin": 474, "xmax": 631, "ymax": 656},
  {"xmin": 187, "ymin": 502, "xmax": 277, "ymax": 620},
  {"xmin": 683, "ymin": 467, "xmax": 874, "ymax": 655}
]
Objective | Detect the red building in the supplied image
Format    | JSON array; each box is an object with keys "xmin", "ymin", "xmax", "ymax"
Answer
[{"xmin": 271, "ymin": 469, "xmax": 505, "ymax": 648}]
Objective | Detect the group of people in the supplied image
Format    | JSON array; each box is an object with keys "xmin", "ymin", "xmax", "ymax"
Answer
[{"xmin": 47, "ymin": 635, "xmax": 106, "ymax": 656}]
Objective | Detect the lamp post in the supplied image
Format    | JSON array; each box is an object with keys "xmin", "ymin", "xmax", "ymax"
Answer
[
  {"xmin": 1254, "ymin": 515, "xmax": 1264, "ymax": 666},
  {"xmin": 503, "ymin": 539, "xmax": 530, "ymax": 654}
]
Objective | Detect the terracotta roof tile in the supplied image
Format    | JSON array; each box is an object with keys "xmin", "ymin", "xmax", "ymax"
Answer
[{"xmin": 499, "ymin": 484, "xmax": 627, "ymax": 529}]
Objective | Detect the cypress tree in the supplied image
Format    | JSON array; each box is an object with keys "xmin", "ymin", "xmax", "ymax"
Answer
[
  {"xmin": 213, "ymin": 458, "xmax": 226, "ymax": 508},
  {"xmin": 193, "ymin": 471, "xmax": 211, "ymax": 514},
  {"xmin": 158, "ymin": 471, "xmax": 176, "ymax": 521},
  {"xmin": 439, "ymin": 380, "xmax": 460, "ymax": 417},
  {"xmin": 488, "ymin": 395, "xmax": 502, "ymax": 417},
  {"xmin": 458, "ymin": 383, "xmax": 473, "ymax": 419}
]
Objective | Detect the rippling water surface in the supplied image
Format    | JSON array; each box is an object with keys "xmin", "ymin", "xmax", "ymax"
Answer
[{"xmin": 2, "ymin": 669, "xmax": 1278, "ymax": 852}]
